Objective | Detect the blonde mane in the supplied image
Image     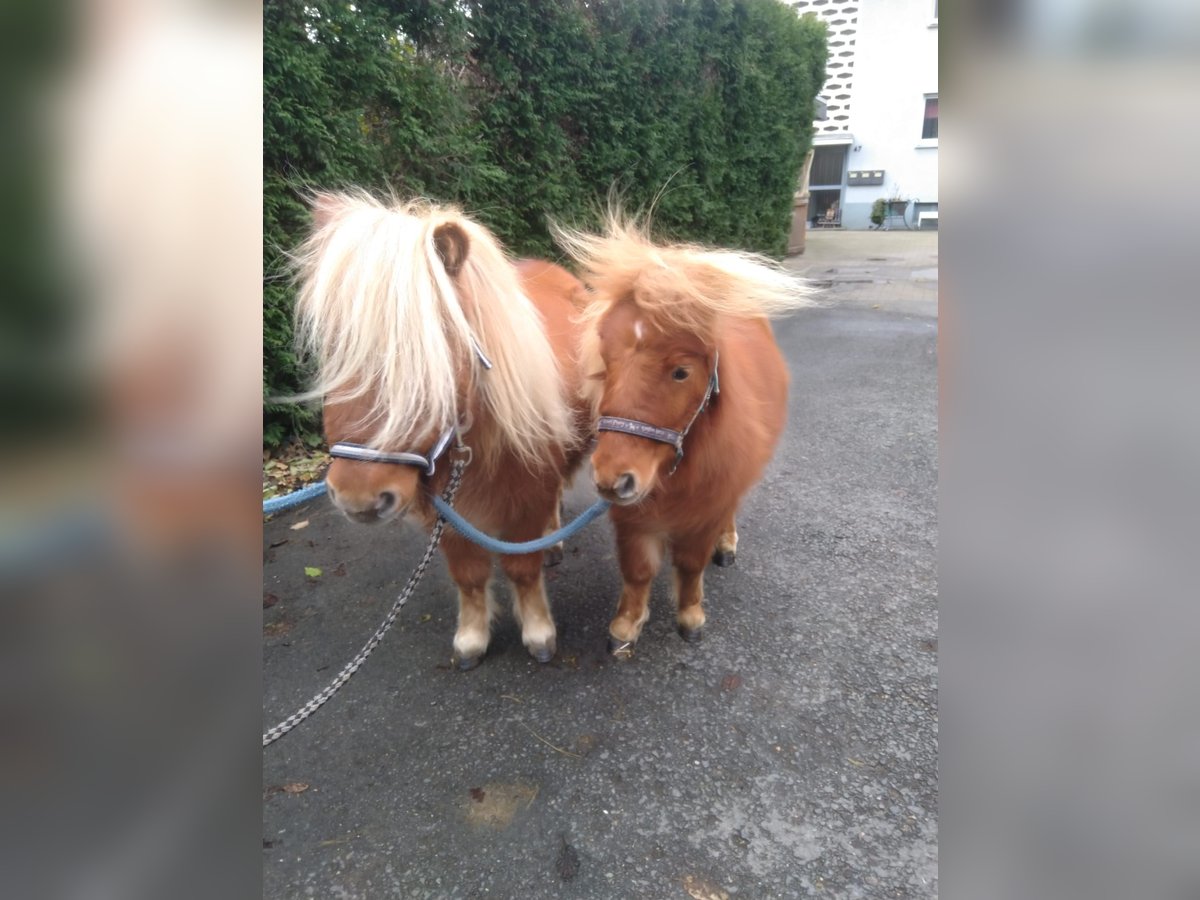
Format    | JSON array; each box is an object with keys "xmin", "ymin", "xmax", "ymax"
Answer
[
  {"xmin": 293, "ymin": 191, "xmax": 574, "ymax": 468},
  {"xmin": 552, "ymin": 211, "xmax": 816, "ymax": 334}
]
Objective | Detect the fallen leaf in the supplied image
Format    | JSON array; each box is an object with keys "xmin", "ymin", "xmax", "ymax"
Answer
[
  {"xmin": 333, "ymin": 562, "xmax": 347, "ymax": 577},
  {"xmin": 263, "ymin": 620, "xmax": 292, "ymax": 638},
  {"xmin": 304, "ymin": 566, "xmax": 322, "ymax": 578},
  {"xmin": 290, "ymin": 520, "xmax": 309, "ymax": 531},
  {"xmin": 281, "ymin": 782, "xmax": 309, "ymax": 794},
  {"xmin": 556, "ymin": 836, "xmax": 580, "ymax": 881},
  {"xmin": 263, "ymin": 593, "xmax": 279, "ymax": 609},
  {"xmin": 469, "ymin": 787, "xmax": 486, "ymax": 803},
  {"xmin": 720, "ymin": 673, "xmax": 743, "ymax": 692},
  {"xmin": 268, "ymin": 538, "xmax": 288, "ymax": 549},
  {"xmin": 464, "ymin": 781, "xmax": 538, "ymax": 828},
  {"xmin": 683, "ymin": 874, "xmax": 730, "ymax": 900},
  {"xmin": 420, "ymin": 613, "xmax": 432, "ymax": 623}
]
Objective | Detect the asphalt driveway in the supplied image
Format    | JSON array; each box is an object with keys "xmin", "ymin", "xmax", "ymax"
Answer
[{"xmin": 263, "ymin": 231, "xmax": 938, "ymax": 898}]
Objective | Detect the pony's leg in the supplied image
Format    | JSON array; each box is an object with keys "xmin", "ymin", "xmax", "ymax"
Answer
[
  {"xmin": 542, "ymin": 484, "xmax": 565, "ymax": 568},
  {"xmin": 712, "ymin": 513, "xmax": 739, "ymax": 567},
  {"xmin": 500, "ymin": 551, "xmax": 557, "ymax": 663},
  {"xmin": 672, "ymin": 533, "xmax": 719, "ymax": 642},
  {"xmin": 608, "ymin": 529, "xmax": 665, "ymax": 657},
  {"xmin": 441, "ymin": 533, "xmax": 496, "ymax": 671}
]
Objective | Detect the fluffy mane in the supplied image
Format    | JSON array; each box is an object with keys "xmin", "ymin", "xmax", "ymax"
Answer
[
  {"xmin": 551, "ymin": 211, "xmax": 815, "ymax": 333},
  {"xmin": 293, "ymin": 191, "xmax": 574, "ymax": 468}
]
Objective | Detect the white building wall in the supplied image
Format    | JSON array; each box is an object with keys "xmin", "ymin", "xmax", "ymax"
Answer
[
  {"xmin": 841, "ymin": 0, "xmax": 938, "ymax": 228},
  {"xmin": 792, "ymin": 0, "xmax": 938, "ymax": 229}
]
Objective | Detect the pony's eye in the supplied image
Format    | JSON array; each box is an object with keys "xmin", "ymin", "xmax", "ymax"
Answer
[{"xmin": 672, "ymin": 367, "xmax": 690, "ymax": 382}]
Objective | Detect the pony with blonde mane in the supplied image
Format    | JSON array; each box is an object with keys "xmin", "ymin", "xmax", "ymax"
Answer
[
  {"xmin": 295, "ymin": 192, "xmax": 592, "ymax": 668},
  {"xmin": 554, "ymin": 214, "xmax": 814, "ymax": 655}
]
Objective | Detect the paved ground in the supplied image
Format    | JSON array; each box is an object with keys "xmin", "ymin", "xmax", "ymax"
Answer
[
  {"xmin": 792, "ymin": 229, "xmax": 938, "ymax": 318},
  {"xmin": 263, "ymin": 231, "xmax": 938, "ymax": 898}
]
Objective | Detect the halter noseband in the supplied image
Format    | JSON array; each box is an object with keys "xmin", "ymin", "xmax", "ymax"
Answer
[
  {"xmin": 596, "ymin": 351, "xmax": 719, "ymax": 476},
  {"xmin": 329, "ymin": 424, "xmax": 457, "ymax": 476},
  {"xmin": 328, "ymin": 339, "xmax": 491, "ymax": 475}
]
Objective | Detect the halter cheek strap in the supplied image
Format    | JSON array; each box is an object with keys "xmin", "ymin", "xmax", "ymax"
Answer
[{"xmin": 596, "ymin": 351, "xmax": 720, "ymax": 476}]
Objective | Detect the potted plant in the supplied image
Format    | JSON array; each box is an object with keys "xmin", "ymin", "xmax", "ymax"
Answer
[
  {"xmin": 871, "ymin": 189, "xmax": 910, "ymax": 229},
  {"xmin": 870, "ymin": 198, "xmax": 886, "ymax": 228}
]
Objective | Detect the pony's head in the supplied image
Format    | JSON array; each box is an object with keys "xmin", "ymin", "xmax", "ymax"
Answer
[
  {"xmin": 554, "ymin": 214, "xmax": 813, "ymax": 504},
  {"xmin": 293, "ymin": 191, "xmax": 573, "ymax": 522}
]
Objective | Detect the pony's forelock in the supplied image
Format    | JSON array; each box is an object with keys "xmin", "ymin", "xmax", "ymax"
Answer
[{"xmin": 293, "ymin": 191, "xmax": 574, "ymax": 467}]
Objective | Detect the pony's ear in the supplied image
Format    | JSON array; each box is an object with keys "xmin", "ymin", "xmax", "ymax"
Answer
[{"xmin": 433, "ymin": 222, "xmax": 470, "ymax": 278}]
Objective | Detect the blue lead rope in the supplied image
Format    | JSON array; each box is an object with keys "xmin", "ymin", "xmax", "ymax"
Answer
[
  {"xmin": 429, "ymin": 494, "xmax": 610, "ymax": 554},
  {"xmin": 263, "ymin": 481, "xmax": 328, "ymax": 515},
  {"xmin": 264, "ymin": 479, "xmax": 609, "ymax": 555}
]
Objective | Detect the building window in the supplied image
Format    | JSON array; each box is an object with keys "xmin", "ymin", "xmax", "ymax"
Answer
[
  {"xmin": 933, "ymin": 0, "xmax": 938, "ymax": 19},
  {"xmin": 921, "ymin": 96, "xmax": 938, "ymax": 140}
]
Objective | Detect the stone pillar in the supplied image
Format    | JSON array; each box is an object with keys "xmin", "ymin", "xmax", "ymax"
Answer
[{"xmin": 788, "ymin": 192, "xmax": 809, "ymax": 255}]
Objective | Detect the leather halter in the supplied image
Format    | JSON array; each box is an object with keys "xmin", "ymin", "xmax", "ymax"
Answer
[
  {"xmin": 329, "ymin": 424, "xmax": 457, "ymax": 476},
  {"xmin": 596, "ymin": 351, "xmax": 719, "ymax": 475},
  {"xmin": 327, "ymin": 339, "xmax": 491, "ymax": 475}
]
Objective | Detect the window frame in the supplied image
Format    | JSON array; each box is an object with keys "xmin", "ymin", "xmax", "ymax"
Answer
[{"xmin": 920, "ymin": 94, "xmax": 939, "ymax": 143}]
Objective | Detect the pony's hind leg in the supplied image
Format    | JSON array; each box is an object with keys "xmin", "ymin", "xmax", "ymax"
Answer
[
  {"xmin": 712, "ymin": 513, "xmax": 738, "ymax": 567},
  {"xmin": 442, "ymin": 534, "xmax": 496, "ymax": 671},
  {"xmin": 542, "ymin": 485, "xmax": 565, "ymax": 568},
  {"xmin": 501, "ymin": 551, "xmax": 557, "ymax": 663},
  {"xmin": 608, "ymin": 529, "xmax": 664, "ymax": 657}
]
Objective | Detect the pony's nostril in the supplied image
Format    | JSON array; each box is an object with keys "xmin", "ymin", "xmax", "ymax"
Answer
[
  {"xmin": 376, "ymin": 491, "xmax": 397, "ymax": 513},
  {"xmin": 614, "ymin": 472, "xmax": 638, "ymax": 500}
]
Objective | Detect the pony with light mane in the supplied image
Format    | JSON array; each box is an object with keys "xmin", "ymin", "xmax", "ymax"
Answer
[
  {"xmin": 294, "ymin": 192, "xmax": 592, "ymax": 668},
  {"xmin": 554, "ymin": 215, "xmax": 814, "ymax": 655}
]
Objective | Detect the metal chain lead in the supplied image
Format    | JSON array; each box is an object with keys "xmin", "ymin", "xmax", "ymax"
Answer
[{"xmin": 263, "ymin": 454, "xmax": 468, "ymax": 748}]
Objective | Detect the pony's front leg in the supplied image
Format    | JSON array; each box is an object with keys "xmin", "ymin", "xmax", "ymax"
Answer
[
  {"xmin": 441, "ymin": 533, "xmax": 496, "ymax": 671},
  {"xmin": 672, "ymin": 529, "xmax": 723, "ymax": 642},
  {"xmin": 608, "ymin": 528, "xmax": 664, "ymax": 657},
  {"xmin": 500, "ymin": 551, "xmax": 557, "ymax": 663}
]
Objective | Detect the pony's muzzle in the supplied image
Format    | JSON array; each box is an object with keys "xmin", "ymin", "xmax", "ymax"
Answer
[
  {"xmin": 327, "ymin": 485, "xmax": 402, "ymax": 524},
  {"xmin": 595, "ymin": 471, "xmax": 642, "ymax": 505}
]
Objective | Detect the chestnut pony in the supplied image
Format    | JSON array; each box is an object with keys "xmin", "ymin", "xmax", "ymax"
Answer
[
  {"xmin": 294, "ymin": 193, "xmax": 591, "ymax": 668},
  {"xmin": 555, "ymin": 217, "xmax": 813, "ymax": 655}
]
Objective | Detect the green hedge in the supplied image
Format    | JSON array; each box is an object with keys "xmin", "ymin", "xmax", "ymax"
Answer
[{"xmin": 264, "ymin": 0, "xmax": 826, "ymax": 447}]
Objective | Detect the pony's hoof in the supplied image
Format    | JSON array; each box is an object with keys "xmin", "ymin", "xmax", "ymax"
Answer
[
  {"xmin": 543, "ymin": 544, "xmax": 565, "ymax": 568},
  {"xmin": 607, "ymin": 637, "xmax": 636, "ymax": 659},
  {"xmin": 711, "ymin": 549, "xmax": 737, "ymax": 567},
  {"xmin": 678, "ymin": 624, "xmax": 705, "ymax": 643},
  {"xmin": 453, "ymin": 652, "xmax": 484, "ymax": 671},
  {"xmin": 528, "ymin": 640, "xmax": 556, "ymax": 664}
]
